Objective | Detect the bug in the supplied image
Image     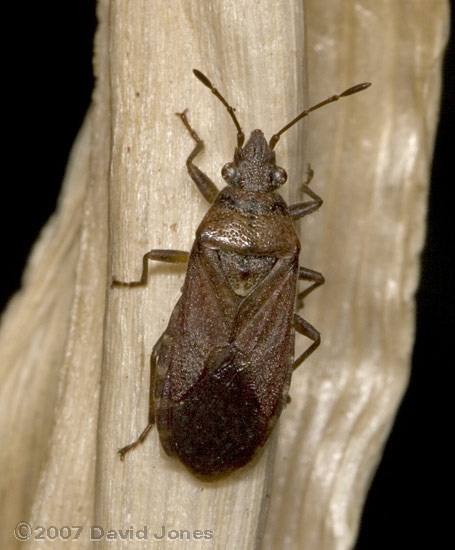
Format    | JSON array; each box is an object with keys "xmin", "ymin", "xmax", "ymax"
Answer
[{"xmin": 113, "ymin": 69, "xmax": 371, "ymax": 479}]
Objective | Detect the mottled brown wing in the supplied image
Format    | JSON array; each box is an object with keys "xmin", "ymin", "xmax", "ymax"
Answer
[
  {"xmin": 155, "ymin": 242, "xmax": 239, "ymax": 404},
  {"xmin": 155, "ymin": 252, "xmax": 298, "ymax": 477},
  {"xmin": 232, "ymin": 256, "xmax": 298, "ymax": 417}
]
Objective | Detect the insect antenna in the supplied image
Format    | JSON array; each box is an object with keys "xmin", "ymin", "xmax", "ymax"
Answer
[
  {"xmin": 193, "ymin": 69, "xmax": 245, "ymax": 148},
  {"xmin": 269, "ymin": 82, "xmax": 371, "ymax": 150}
]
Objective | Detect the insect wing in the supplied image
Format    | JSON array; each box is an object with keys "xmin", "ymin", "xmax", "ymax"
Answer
[
  {"xmin": 232, "ymin": 256, "xmax": 298, "ymax": 418},
  {"xmin": 155, "ymin": 243, "xmax": 238, "ymax": 404},
  {"xmin": 155, "ymin": 245, "xmax": 298, "ymax": 476}
]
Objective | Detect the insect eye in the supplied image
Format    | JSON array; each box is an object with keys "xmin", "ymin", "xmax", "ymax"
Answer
[
  {"xmin": 274, "ymin": 167, "xmax": 287, "ymax": 185},
  {"xmin": 222, "ymin": 162, "xmax": 236, "ymax": 181}
]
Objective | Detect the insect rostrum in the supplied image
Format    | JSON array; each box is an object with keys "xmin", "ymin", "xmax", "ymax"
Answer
[{"xmin": 113, "ymin": 70, "xmax": 371, "ymax": 479}]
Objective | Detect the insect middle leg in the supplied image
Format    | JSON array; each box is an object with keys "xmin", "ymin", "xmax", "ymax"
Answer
[
  {"xmin": 176, "ymin": 110, "xmax": 219, "ymax": 204},
  {"xmin": 113, "ymin": 249, "xmax": 187, "ymax": 458},
  {"xmin": 113, "ymin": 250, "xmax": 186, "ymax": 459},
  {"xmin": 290, "ymin": 166, "xmax": 325, "ymax": 305},
  {"xmin": 112, "ymin": 249, "xmax": 189, "ymax": 287}
]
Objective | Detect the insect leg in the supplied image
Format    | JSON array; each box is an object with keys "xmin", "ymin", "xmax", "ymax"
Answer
[
  {"xmin": 118, "ymin": 334, "xmax": 164, "ymax": 460},
  {"xmin": 289, "ymin": 165, "xmax": 323, "ymax": 220},
  {"xmin": 289, "ymin": 185, "xmax": 323, "ymax": 220},
  {"xmin": 291, "ymin": 165, "xmax": 323, "ymax": 364},
  {"xmin": 176, "ymin": 110, "xmax": 219, "ymax": 204},
  {"xmin": 303, "ymin": 163, "xmax": 314, "ymax": 186},
  {"xmin": 292, "ymin": 314, "xmax": 321, "ymax": 370},
  {"xmin": 296, "ymin": 266, "xmax": 325, "ymax": 310},
  {"xmin": 112, "ymin": 249, "xmax": 188, "ymax": 287}
]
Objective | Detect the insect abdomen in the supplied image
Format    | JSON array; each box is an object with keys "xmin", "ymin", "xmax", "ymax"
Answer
[{"xmin": 158, "ymin": 348, "xmax": 271, "ymax": 478}]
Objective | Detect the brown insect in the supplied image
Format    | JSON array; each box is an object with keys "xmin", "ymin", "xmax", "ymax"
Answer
[{"xmin": 113, "ymin": 69, "xmax": 370, "ymax": 479}]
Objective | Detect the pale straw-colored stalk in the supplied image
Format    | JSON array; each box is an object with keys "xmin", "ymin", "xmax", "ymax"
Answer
[{"xmin": 0, "ymin": 1, "xmax": 449, "ymax": 549}]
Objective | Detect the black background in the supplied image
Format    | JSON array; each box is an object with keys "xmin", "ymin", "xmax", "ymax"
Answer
[{"xmin": 1, "ymin": 3, "xmax": 452, "ymax": 548}]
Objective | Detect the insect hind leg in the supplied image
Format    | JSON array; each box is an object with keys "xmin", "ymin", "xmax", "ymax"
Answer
[
  {"xmin": 118, "ymin": 424, "xmax": 153, "ymax": 460},
  {"xmin": 118, "ymin": 335, "xmax": 164, "ymax": 460},
  {"xmin": 293, "ymin": 313, "xmax": 321, "ymax": 370}
]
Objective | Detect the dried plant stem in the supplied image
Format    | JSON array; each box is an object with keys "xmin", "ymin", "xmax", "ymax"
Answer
[{"xmin": 0, "ymin": 1, "xmax": 448, "ymax": 549}]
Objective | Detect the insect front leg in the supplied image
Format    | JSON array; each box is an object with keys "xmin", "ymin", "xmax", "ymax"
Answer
[
  {"xmin": 112, "ymin": 249, "xmax": 189, "ymax": 287},
  {"xmin": 118, "ymin": 334, "xmax": 165, "ymax": 460},
  {"xmin": 293, "ymin": 313, "xmax": 321, "ymax": 370},
  {"xmin": 297, "ymin": 266, "xmax": 325, "ymax": 310},
  {"xmin": 289, "ymin": 164, "xmax": 323, "ymax": 220},
  {"xmin": 176, "ymin": 110, "xmax": 219, "ymax": 204}
]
